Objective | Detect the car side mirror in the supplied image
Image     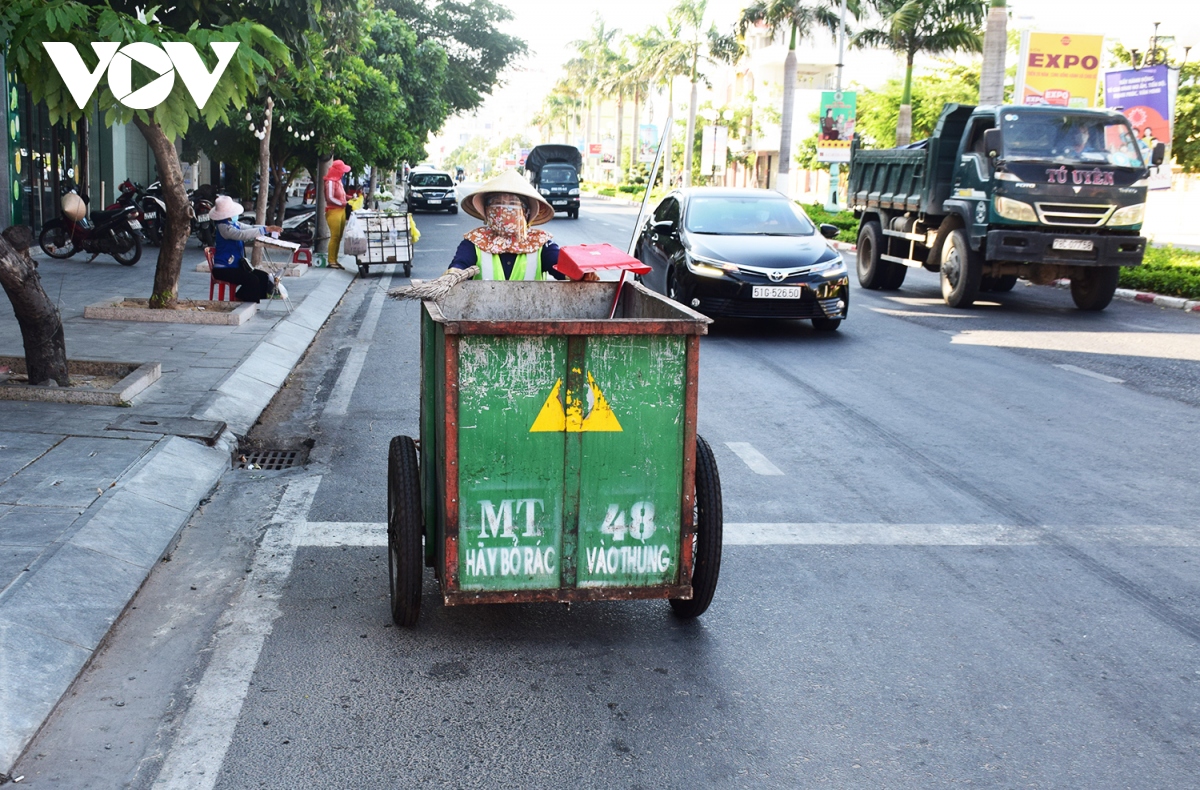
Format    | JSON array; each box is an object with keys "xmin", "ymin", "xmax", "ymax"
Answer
[
  {"xmin": 983, "ymin": 128, "xmax": 1003, "ymax": 159},
  {"xmin": 652, "ymin": 219, "xmax": 675, "ymax": 233},
  {"xmin": 819, "ymin": 223, "xmax": 839, "ymax": 239},
  {"xmin": 1151, "ymin": 142, "xmax": 1166, "ymax": 166}
]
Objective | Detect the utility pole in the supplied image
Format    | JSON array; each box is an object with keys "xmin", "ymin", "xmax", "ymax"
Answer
[{"xmin": 825, "ymin": 0, "xmax": 848, "ymax": 212}]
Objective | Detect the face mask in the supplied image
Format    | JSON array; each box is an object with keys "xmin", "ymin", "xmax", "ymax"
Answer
[{"xmin": 485, "ymin": 203, "xmax": 527, "ymax": 238}]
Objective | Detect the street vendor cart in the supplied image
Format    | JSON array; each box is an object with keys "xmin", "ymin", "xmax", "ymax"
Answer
[
  {"xmin": 387, "ymin": 279, "xmax": 722, "ymax": 626},
  {"xmin": 355, "ymin": 209, "xmax": 413, "ymax": 278}
]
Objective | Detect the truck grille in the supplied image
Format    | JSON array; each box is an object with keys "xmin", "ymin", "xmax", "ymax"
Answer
[{"xmin": 1034, "ymin": 203, "xmax": 1113, "ymax": 227}]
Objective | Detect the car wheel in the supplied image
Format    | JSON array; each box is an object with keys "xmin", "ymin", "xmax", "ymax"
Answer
[
  {"xmin": 811, "ymin": 317, "xmax": 842, "ymax": 331},
  {"xmin": 939, "ymin": 228, "xmax": 982, "ymax": 308},
  {"xmin": 670, "ymin": 435, "xmax": 722, "ymax": 618},
  {"xmin": 448, "ymin": 205, "xmax": 458, "ymax": 214}
]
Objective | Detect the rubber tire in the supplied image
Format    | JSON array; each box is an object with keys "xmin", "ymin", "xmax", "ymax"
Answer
[
  {"xmin": 670, "ymin": 435, "xmax": 722, "ymax": 618},
  {"xmin": 388, "ymin": 435, "xmax": 423, "ymax": 627},
  {"xmin": 111, "ymin": 230, "xmax": 142, "ymax": 266},
  {"xmin": 993, "ymin": 274, "xmax": 1017, "ymax": 292},
  {"xmin": 448, "ymin": 205, "xmax": 458, "ymax": 214},
  {"xmin": 812, "ymin": 317, "xmax": 842, "ymax": 331},
  {"xmin": 38, "ymin": 222, "xmax": 76, "ymax": 259},
  {"xmin": 1070, "ymin": 266, "xmax": 1120, "ymax": 311},
  {"xmin": 855, "ymin": 221, "xmax": 886, "ymax": 289},
  {"xmin": 939, "ymin": 229, "xmax": 982, "ymax": 308}
]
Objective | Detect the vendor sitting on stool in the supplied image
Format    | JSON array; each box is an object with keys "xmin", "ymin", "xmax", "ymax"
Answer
[
  {"xmin": 210, "ymin": 195, "xmax": 283, "ymax": 303},
  {"xmin": 449, "ymin": 169, "xmax": 596, "ymax": 281}
]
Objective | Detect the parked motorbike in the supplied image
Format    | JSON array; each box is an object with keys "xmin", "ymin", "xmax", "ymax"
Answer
[
  {"xmin": 140, "ymin": 180, "xmax": 169, "ymax": 245},
  {"xmin": 39, "ymin": 182, "xmax": 142, "ymax": 265},
  {"xmin": 190, "ymin": 184, "xmax": 217, "ymax": 247}
]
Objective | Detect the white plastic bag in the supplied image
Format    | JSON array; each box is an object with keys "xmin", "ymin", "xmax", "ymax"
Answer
[{"xmin": 342, "ymin": 211, "xmax": 367, "ymax": 256}]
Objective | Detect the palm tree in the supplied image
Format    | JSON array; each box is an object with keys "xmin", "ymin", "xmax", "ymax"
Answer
[
  {"xmin": 633, "ymin": 23, "xmax": 692, "ymax": 189},
  {"xmin": 979, "ymin": 0, "xmax": 1006, "ymax": 105},
  {"xmin": 854, "ymin": 0, "xmax": 983, "ymax": 145},
  {"xmin": 570, "ymin": 16, "xmax": 620, "ymax": 178},
  {"xmin": 621, "ymin": 34, "xmax": 661, "ymax": 182},
  {"xmin": 738, "ymin": 0, "xmax": 845, "ymax": 196}
]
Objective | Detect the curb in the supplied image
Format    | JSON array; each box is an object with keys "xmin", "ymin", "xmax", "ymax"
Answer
[
  {"xmin": 0, "ymin": 267, "xmax": 356, "ymax": 776},
  {"xmin": 1052, "ymin": 281, "xmax": 1200, "ymax": 313}
]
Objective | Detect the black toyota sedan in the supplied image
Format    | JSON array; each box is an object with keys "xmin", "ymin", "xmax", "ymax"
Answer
[
  {"xmin": 405, "ymin": 170, "xmax": 458, "ymax": 213},
  {"xmin": 634, "ymin": 188, "xmax": 849, "ymax": 330}
]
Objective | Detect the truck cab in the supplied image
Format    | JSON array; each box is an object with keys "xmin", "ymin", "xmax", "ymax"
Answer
[
  {"xmin": 525, "ymin": 145, "xmax": 582, "ymax": 219},
  {"xmin": 849, "ymin": 104, "xmax": 1163, "ymax": 310}
]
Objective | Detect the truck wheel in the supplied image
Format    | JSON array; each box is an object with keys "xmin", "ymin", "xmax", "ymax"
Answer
[
  {"xmin": 388, "ymin": 435, "xmax": 423, "ymax": 627},
  {"xmin": 993, "ymin": 275, "xmax": 1017, "ymax": 292},
  {"xmin": 940, "ymin": 229, "xmax": 982, "ymax": 308},
  {"xmin": 882, "ymin": 261, "xmax": 907, "ymax": 290},
  {"xmin": 1070, "ymin": 266, "xmax": 1120, "ymax": 311},
  {"xmin": 855, "ymin": 222, "xmax": 886, "ymax": 289},
  {"xmin": 670, "ymin": 435, "xmax": 722, "ymax": 619}
]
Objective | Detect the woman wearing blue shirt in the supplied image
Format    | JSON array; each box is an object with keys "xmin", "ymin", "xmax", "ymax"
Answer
[{"xmin": 210, "ymin": 195, "xmax": 283, "ymax": 302}]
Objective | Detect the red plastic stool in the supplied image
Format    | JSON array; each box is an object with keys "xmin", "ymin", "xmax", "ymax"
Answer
[
  {"xmin": 206, "ymin": 247, "xmax": 234, "ymax": 301},
  {"xmin": 292, "ymin": 247, "xmax": 313, "ymax": 266}
]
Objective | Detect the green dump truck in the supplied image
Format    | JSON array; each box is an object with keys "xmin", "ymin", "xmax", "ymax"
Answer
[{"xmin": 848, "ymin": 103, "xmax": 1165, "ymax": 310}]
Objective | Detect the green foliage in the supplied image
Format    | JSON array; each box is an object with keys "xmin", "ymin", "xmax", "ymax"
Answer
[
  {"xmin": 855, "ymin": 61, "xmax": 980, "ymax": 147},
  {"xmin": 1119, "ymin": 246, "xmax": 1200, "ymax": 298},
  {"xmin": 800, "ymin": 202, "xmax": 858, "ymax": 242}
]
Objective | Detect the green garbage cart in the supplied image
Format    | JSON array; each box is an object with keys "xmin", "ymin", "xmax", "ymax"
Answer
[{"xmin": 387, "ymin": 280, "xmax": 723, "ymax": 626}]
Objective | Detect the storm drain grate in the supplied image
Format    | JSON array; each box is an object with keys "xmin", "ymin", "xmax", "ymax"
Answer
[{"xmin": 239, "ymin": 449, "xmax": 301, "ymax": 470}]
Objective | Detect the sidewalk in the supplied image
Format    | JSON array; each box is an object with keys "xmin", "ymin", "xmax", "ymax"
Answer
[{"xmin": 0, "ymin": 242, "xmax": 356, "ymax": 776}]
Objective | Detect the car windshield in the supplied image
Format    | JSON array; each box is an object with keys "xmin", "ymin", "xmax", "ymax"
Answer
[
  {"xmin": 684, "ymin": 196, "xmax": 816, "ymax": 235},
  {"xmin": 410, "ymin": 174, "xmax": 453, "ymax": 187},
  {"xmin": 540, "ymin": 166, "xmax": 576, "ymax": 184},
  {"xmin": 1000, "ymin": 112, "xmax": 1145, "ymax": 168}
]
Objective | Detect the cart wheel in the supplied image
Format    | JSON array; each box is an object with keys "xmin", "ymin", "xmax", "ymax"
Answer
[
  {"xmin": 670, "ymin": 435, "xmax": 722, "ymax": 618},
  {"xmin": 358, "ymin": 263, "xmax": 369, "ymax": 276},
  {"xmin": 404, "ymin": 263, "xmax": 412, "ymax": 278},
  {"xmin": 388, "ymin": 435, "xmax": 423, "ymax": 627}
]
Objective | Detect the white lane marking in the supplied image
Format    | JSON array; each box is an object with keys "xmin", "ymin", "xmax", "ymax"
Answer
[
  {"xmin": 324, "ymin": 269, "xmax": 395, "ymax": 416},
  {"xmin": 294, "ymin": 521, "xmax": 385, "ymax": 547},
  {"xmin": 289, "ymin": 520, "xmax": 1200, "ymax": 548},
  {"xmin": 724, "ymin": 442, "xmax": 784, "ymax": 476},
  {"xmin": 1054, "ymin": 364, "xmax": 1124, "ymax": 384},
  {"xmin": 724, "ymin": 522, "xmax": 1037, "ymax": 545},
  {"xmin": 152, "ymin": 476, "xmax": 321, "ymax": 790}
]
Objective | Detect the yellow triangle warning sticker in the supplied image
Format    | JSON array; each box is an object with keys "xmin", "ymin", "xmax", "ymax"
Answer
[{"xmin": 529, "ymin": 374, "xmax": 623, "ymax": 433}]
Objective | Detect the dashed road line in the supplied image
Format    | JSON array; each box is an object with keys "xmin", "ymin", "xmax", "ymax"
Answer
[
  {"xmin": 1054, "ymin": 363, "xmax": 1125, "ymax": 384},
  {"xmin": 724, "ymin": 442, "xmax": 784, "ymax": 476},
  {"xmin": 324, "ymin": 267, "xmax": 395, "ymax": 416}
]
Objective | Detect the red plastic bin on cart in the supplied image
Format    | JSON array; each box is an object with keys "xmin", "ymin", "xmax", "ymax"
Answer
[{"xmin": 554, "ymin": 243, "xmax": 650, "ymax": 280}]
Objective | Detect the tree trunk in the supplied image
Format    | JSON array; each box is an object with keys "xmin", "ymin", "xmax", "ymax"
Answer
[
  {"xmin": 132, "ymin": 116, "xmax": 189, "ymax": 309},
  {"xmin": 896, "ymin": 54, "xmax": 916, "ymax": 146},
  {"xmin": 979, "ymin": 1, "xmax": 1008, "ymax": 105},
  {"xmin": 251, "ymin": 97, "xmax": 273, "ymax": 267},
  {"xmin": 615, "ymin": 91, "xmax": 625, "ymax": 184},
  {"xmin": 778, "ymin": 28, "xmax": 798, "ymax": 197},
  {"xmin": 683, "ymin": 73, "xmax": 698, "ymax": 187},
  {"xmin": 367, "ymin": 167, "xmax": 378, "ymax": 209},
  {"xmin": 316, "ymin": 155, "xmax": 331, "ymax": 253},
  {"xmin": 0, "ymin": 226, "xmax": 69, "ymax": 386}
]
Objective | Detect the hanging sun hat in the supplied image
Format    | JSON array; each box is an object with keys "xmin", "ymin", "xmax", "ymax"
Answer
[
  {"xmin": 325, "ymin": 159, "xmax": 352, "ymax": 180},
  {"xmin": 209, "ymin": 195, "xmax": 245, "ymax": 221},
  {"xmin": 61, "ymin": 192, "xmax": 86, "ymax": 222},
  {"xmin": 462, "ymin": 169, "xmax": 555, "ymax": 226}
]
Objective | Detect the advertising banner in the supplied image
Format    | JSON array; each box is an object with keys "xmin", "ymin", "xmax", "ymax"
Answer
[
  {"xmin": 1104, "ymin": 65, "xmax": 1178, "ymax": 189},
  {"xmin": 638, "ymin": 124, "xmax": 659, "ymax": 164},
  {"xmin": 1015, "ymin": 32, "xmax": 1105, "ymax": 107},
  {"xmin": 816, "ymin": 90, "xmax": 855, "ymax": 163},
  {"xmin": 588, "ymin": 142, "xmax": 602, "ymax": 157}
]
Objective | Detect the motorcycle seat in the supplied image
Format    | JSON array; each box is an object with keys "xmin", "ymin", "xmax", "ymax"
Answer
[{"xmin": 90, "ymin": 207, "xmax": 129, "ymax": 221}]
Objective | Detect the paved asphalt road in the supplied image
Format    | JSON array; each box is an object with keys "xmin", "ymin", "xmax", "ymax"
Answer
[{"xmin": 14, "ymin": 193, "xmax": 1200, "ymax": 788}]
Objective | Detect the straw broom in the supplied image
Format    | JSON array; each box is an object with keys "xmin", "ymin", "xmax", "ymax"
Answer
[{"xmin": 388, "ymin": 265, "xmax": 479, "ymax": 301}]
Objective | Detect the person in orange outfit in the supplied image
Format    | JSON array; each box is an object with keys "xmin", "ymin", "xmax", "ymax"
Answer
[{"xmin": 324, "ymin": 159, "xmax": 351, "ymax": 268}]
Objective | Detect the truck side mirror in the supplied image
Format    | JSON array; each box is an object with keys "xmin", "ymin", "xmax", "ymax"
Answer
[
  {"xmin": 1151, "ymin": 142, "xmax": 1166, "ymax": 167},
  {"xmin": 983, "ymin": 128, "xmax": 1003, "ymax": 159}
]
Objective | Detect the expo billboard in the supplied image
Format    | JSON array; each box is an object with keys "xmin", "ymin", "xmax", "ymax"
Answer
[{"xmin": 1014, "ymin": 32, "xmax": 1105, "ymax": 108}]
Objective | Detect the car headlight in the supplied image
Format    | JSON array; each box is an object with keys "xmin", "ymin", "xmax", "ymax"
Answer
[
  {"xmin": 1108, "ymin": 203, "xmax": 1145, "ymax": 226},
  {"xmin": 539, "ymin": 188, "xmax": 550, "ymax": 195},
  {"xmin": 569, "ymin": 188, "xmax": 580, "ymax": 195},
  {"xmin": 686, "ymin": 254, "xmax": 737, "ymax": 278},
  {"xmin": 810, "ymin": 256, "xmax": 847, "ymax": 275},
  {"xmin": 995, "ymin": 196, "xmax": 1037, "ymax": 222}
]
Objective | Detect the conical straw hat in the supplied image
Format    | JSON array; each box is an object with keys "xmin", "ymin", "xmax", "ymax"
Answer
[{"xmin": 462, "ymin": 169, "xmax": 555, "ymax": 226}]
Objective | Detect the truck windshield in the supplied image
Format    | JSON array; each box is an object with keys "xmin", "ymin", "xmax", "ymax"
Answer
[
  {"xmin": 1000, "ymin": 112, "xmax": 1145, "ymax": 168},
  {"xmin": 685, "ymin": 196, "xmax": 816, "ymax": 235},
  {"xmin": 540, "ymin": 166, "xmax": 576, "ymax": 184}
]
